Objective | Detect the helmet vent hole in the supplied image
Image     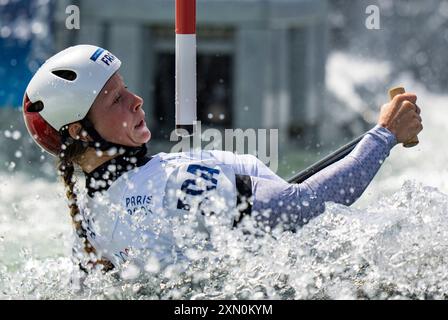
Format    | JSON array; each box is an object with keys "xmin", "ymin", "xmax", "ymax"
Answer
[
  {"xmin": 27, "ymin": 101, "xmax": 44, "ymax": 112},
  {"xmin": 52, "ymin": 70, "xmax": 77, "ymax": 81}
]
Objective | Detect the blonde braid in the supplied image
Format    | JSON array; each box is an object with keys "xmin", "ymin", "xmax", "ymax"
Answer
[{"xmin": 58, "ymin": 140, "xmax": 114, "ymax": 273}]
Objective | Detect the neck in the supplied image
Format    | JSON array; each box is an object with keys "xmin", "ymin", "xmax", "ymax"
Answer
[
  {"xmin": 78, "ymin": 144, "xmax": 148, "ymax": 174},
  {"xmin": 77, "ymin": 148, "xmax": 117, "ymax": 173},
  {"xmin": 82, "ymin": 145, "xmax": 152, "ymax": 197}
]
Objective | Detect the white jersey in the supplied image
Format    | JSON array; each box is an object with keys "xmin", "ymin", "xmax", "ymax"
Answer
[{"xmin": 78, "ymin": 150, "xmax": 283, "ymax": 269}]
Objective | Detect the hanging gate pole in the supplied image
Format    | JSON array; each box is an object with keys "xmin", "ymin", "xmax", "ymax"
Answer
[{"xmin": 175, "ymin": 0, "xmax": 197, "ymax": 136}]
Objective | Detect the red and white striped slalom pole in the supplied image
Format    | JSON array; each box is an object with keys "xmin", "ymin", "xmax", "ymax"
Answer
[{"xmin": 175, "ymin": 0, "xmax": 197, "ymax": 136}]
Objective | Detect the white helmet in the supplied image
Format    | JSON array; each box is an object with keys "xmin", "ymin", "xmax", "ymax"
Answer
[{"xmin": 23, "ymin": 44, "xmax": 121, "ymax": 156}]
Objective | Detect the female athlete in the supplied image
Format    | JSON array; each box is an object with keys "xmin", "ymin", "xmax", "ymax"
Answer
[{"xmin": 22, "ymin": 45, "xmax": 423, "ymax": 273}]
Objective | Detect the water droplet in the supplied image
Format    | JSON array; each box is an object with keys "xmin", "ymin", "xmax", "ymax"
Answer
[
  {"xmin": 0, "ymin": 26, "xmax": 11, "ymax": 38},
  {"xmin": 120, "ymin": 263, "xmax": 140, "ymax": 280},
  {"xmin": 31, "ymin": 21, "xmax": 44, "ymax": 35},
  {"xmin": 14, "ymin": 150, "xmax": 22, "ymax": 158},
  {"xmin": 144, "ymin": 256, "xmax": 161, "ymax": 273},
  {"xmin": 106, "ymin": 148, "xmax": 117, "ymax": 156},
  {"xmin": 12, "ymin": 131, "xmax": 21, "ymax": 140},
  {"xmin": 7, "ymin": 161, "xmax": 15, "ymax": 171}
]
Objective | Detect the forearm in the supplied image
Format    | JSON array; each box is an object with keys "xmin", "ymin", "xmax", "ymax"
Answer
[
  {"xmin": 251, "ymin": 125, "xmax": 397, "ymax": 229},
  {"xmin": 302, "ymin": 125, "xmax": 397, "ymax": 205}
]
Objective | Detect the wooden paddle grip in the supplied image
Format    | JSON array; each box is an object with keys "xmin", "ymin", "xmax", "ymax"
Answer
[{"xmin": 388, "ymin": 86, "xmax": 419, "ymax": 148}]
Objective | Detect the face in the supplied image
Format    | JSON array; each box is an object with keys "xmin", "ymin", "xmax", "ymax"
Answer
[{"xmin": 87, "ymin": 73, "xmax": 151, "ymax": 147}]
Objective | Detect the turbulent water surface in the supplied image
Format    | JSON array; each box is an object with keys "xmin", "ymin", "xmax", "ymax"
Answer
[{"xmin": 1, "ymin": 53, "xmax": 448, "ymax": 300}]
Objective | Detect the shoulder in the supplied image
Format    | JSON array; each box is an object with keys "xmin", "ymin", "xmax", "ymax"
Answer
[
  {"xmin": 206, "ymin": 150, "xmax": 259, "ymax": 166},
  {"xmin": 157, "ymin": 150, "xmax": 228, "ymax": 162},
  {"xmin": 158, "ymin": 150, "xmax": 259, "ymax": 167}
]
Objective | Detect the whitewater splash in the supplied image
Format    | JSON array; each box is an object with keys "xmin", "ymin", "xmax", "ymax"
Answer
[
  {"xmin": 1, "ymin": 53, "xmax": 448, "ymax": 299},
  {"xmin": 2, "ymin": 178, "xmax": 448, "ymax": 299}
]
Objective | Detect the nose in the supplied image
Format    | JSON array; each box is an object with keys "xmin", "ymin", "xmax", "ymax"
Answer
[{"xmin": 130, "ymin": 93, "xmax": 144, "ymax": 112}]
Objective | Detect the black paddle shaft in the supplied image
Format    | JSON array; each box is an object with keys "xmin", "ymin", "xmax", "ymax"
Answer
[{"xmin": 287, "ymin": 133, "xmax": 365, "ymax": 184}]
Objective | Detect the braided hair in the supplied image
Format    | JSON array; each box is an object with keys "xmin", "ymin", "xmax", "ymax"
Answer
[{"xmin": 57, "ymin": 125, "xmax": 114, "ymax": 273}]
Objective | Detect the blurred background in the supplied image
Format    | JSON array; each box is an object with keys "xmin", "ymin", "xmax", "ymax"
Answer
[
  {"xmin": 2, "ymin": 0, "xmax": 448, "ymax": 299},
  {"xmin": 3, "ymin": 0, "xmax": 447, "ymax": 178},
  {"xmin": 1, "ymin": 0, "xmax": 447, "ymax": 177}
]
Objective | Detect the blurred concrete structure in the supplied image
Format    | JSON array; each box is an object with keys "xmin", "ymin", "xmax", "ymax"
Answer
[
  {"xmin": 53, "ymin": 0, "xmax": 328, "ymax": 146},
  {"xmin": 329, "ymin": 0, "xmax": 448, "ymax": 93}
]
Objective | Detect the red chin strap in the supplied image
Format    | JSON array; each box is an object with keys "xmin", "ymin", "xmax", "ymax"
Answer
[{"xmin": 22, "ymin": 94, "xmax": 61, "ymax": 156}]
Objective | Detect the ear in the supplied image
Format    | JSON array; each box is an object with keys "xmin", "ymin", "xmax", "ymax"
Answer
[{"xmin": 68, "ymin": 123, "xmax": 91, "ymax": 142}]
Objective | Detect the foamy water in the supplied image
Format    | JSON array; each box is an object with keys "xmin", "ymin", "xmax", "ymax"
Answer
[{"xmin": 1, "ymin": 52, "xmax": 448, "ymax": 299}]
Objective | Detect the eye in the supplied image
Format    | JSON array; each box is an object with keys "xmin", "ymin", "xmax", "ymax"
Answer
[{"xmin": 113, "ymin": 95, "xmax": 121, "ymax": 104}]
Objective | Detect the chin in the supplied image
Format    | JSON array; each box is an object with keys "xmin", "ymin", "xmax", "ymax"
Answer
[{"xmin": 137, "ymin": 128, "xmax": 151, "ymax": 144}]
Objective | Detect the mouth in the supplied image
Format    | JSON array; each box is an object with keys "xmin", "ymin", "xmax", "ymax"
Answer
[{"xmin": 134, "ymin": 119, "xmax": 145, "ymax": 129}]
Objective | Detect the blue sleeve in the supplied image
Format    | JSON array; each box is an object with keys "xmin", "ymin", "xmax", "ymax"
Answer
[{"xmin": 250, "ymin": 125, "xmax": 397, "ymax": 229}]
